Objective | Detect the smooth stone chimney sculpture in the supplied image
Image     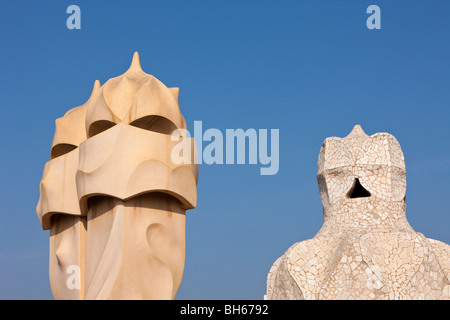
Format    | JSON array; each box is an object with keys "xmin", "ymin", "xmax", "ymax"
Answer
[
  {"xmin": 267, "ymin": 125, "xmax": 450, "ymax": 300},
  {"xmin": 37, "ymin": 52, "xmax": 198, "ymax": 300}
]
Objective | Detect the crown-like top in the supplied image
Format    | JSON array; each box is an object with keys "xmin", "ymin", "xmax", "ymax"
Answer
[
  {"xmin": 317, "ymin": 125, "xmax": 406, "ymax": 205},
  {"xmin": 37, "ymin": 52, "xmax": 198, "ymax": 230},
  {"xmin": 84, "ymin": 52, "xmax": 186, "ymax": 138},
  {"xmin": 318, "ymin": 125, "xmax": 405, "ymax": 172}
]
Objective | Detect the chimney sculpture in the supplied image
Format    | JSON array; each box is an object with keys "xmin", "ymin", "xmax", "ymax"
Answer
[
  {"xmin": 267, "ymin": 125, "xmax": 450, "ymax": 300},
  {"xmin": 37, "ymin": 52, "xmax": 198, "ymax": 300}
]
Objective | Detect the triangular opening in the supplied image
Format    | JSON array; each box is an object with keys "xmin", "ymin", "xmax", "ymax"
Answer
[{"xmin": 347, "ymin": 178, "xmax": 371, "ymax": 198}]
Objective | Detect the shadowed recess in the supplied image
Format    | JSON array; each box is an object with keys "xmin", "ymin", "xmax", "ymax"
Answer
[
  {"xmin": 51, "ymin": 143, "xmax": 77, "ymax": 159},
  {"xmin": 130, "ymin": 116, "xmax": 177, "ymax": 135},
  {"xmin": 347, "ymin": 178, "xmax": 371, "ymax": 199},
  {"xmin": 88, "ymin": 120, "xmax": 116, "ymax": 138}
]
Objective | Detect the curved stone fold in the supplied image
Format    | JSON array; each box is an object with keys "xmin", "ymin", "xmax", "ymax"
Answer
[{"xmin": 36, "ymin": 52, "xmax": 198, "ymax": 300}]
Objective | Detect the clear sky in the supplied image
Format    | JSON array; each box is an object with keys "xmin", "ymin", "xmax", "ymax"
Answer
[{"xmin": 0, "ymin": 0, "xmax": 449, "ymax": 299}]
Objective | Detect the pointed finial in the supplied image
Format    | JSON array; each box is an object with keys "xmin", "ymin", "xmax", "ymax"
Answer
[
  {"xmin": 169, "ymin": 87, "xmax": 179, "ymax": 103},
  {"xmin": 87, "ymin": 80, "xmax": 101, "ymax": 102},
  {"xmin": 125, "ymin": 51, "xmax": 144, "ymax": 74},
  {"xmin": 93, "ymin": 79, "xmax": 101, "ymax": 92},
  {"xmin": 347, "ymin": 124, "xmax": 367, "ymax": 138},
  {"xmin": 63, "ymin": 80, "xmax": 101, "ymax": 117}
]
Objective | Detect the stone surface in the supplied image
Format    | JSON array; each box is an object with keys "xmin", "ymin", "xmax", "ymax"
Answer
[
  {"xmin": 267, "ymin": 125, "xmax": 450, "ymax": 300},
  {"xmin": 37, "ymin": 52, "xmax": 198, "ymax": 300}
]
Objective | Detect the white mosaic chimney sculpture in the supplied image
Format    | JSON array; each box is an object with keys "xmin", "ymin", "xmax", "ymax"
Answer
[
  {"xmin": 267, "ymin": 125, "xmax": 450, "ymax": 300},
  {"xmin": 37, "ymin": 52, "xmax": 198, "ymax": 300}
]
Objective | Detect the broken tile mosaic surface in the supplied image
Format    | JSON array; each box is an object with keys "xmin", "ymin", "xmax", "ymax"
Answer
[{"xmin": 267, "ymin": 125, "xmax": 450, "ymax": 300}]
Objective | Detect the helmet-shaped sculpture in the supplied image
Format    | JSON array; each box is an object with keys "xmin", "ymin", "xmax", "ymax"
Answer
[
  {"xmin": 316, "ymin": 124, "xmax": 407, "ymax": 234},
  {"xmin": 267, "ymin": 125, "xmax": 450, "ymax": 300},
  {"xmin": 37, "ymin": 52, "xmax": 198, "ymax": 300}
]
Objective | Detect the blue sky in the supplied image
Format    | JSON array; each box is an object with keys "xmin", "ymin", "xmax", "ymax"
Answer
[{"xmin": 0, "ymin": 0, "xmax": 449, "ymax": 299}]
